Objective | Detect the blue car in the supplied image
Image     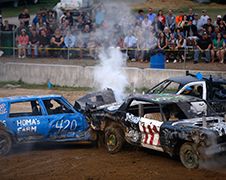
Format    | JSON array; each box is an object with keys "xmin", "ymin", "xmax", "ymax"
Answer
[{"xmin": 0, "ymin": 94, "xmax": 95, "ymax": 155}]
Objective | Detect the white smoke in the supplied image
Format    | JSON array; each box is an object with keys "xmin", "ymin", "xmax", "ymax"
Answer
[{"xmin": 94, "ymin": 47, "xmax": 128, "ymax": 102}]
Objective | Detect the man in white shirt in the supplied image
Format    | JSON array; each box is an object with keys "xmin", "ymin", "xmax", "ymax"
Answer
[
  {"xmin": 199, "ymin": 10, "xmax": 209, "ymax": 28},
  {"xmin": 124, "ymin": 32, "xmax": 138, "ymax": 61}
]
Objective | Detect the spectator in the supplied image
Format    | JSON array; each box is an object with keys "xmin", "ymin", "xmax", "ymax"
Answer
[
  {"xmin": 211, "ymin": 32, "xmax": 225, "ymax": 63},
  {"xmin": 166, "ymin": 9, "xmax": 176, "ymax": 33},
  {"xmin": 141, "ymin": 16, "xmax": 152, "ymax": 31},
  {"xmin": 87, "ymin": 32, "xmax": 97, "ymax": 59},
  {"xmin": 33, "ymin": 11, "xmax": 46, "ymax": 26},
  {"xmin": 18, "ymin": 8, "xmax": 30, "ymax": 27},
  {"xmin": 95, "ymin": 5, "xmax": 105, "ymax": 27},
  {"xmin": 211, "ymin": 26, "xmax": 220, "ymax": 39},
  {"xmin": 38, "ymin": 29, "xmax": 50, "ymax": 57},
  {"xmin": 136, "ymin": 9, "xmax": 145, "ymax": 22},
  {"xmin": 28, "ymin": 30, "xmax": 39, "ymax": 58},
  {"xmin": 168, "ymin": 33, "xmax": 177, "ymax": 63},
  {"xmin": 176, "ymin": 10, "xmax": 184, "ymax": 27},
  {"xmin": 64, "ymin": 30, "xmax": 76, "ymax": 58},
  {"xmin": 194, "ymin": 31, "xmax": 212, "ymax": 64},
  {"xmin": 175, "ymin": 33, "xmax": 186, "ymax": 63},
  {"xmin": 17, "ymin": 29, "xmax": 29, "ymax": 58},
  {"xmin": 178, "ymin": 15, "xmax": 188, "ymax": 29},
  {"xmin": 124, "ymin": 31, "xmax": 137, "ymax": 61},
  {"xmin": 157, "ymin": 10, "xmax": 166, "ymax": 31},
  {"xmin": 1, "ymin": 20, "xmax": 15, "ymax": 31},
  {"xmin": 184, "ymin": 19, "xmax": 198, "ymax": 37},
  {"xmin": 199, "ymin": 10, "xmax": 209, "ymax": 28},
  {"xmin": 157, "ymin": 31, "xmax": 168, "ymax": 62},
  {"xmin": 147, "ymin": 7, "xmax": 156, "ymax": 25},
  {"xmin": 65, "ymin": 11, "xmax": 73, "ymax": 26},
  {"xmin": 215, "ymin": 15, "xmax": 222, "ymax": 27},
  {"xmin": 50, "ymin": 28, "xmax": 64, "ymax": 57},
  {"xmin": 203, "ymin": 18, "xmax": 214, "ymax": 33},
  {"xmin": 218, "ymin": 19, "xmax": 226, "ymax": 32},
  {"xmin": 187, "ymin": 8, "xmax": 194, "ymax": 21},
  {"xmin": 193, "ymin": 13, "xmax": 202, "ymax": 31}
]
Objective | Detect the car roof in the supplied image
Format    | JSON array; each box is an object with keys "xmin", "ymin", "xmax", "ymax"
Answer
[
  {"xmin": 0, "ymin": 94, "xmax": 62, "ymax": 103},
  {"xmin": 168, "ymin": 76, "xmax": 201, "ymax": 85},
  {"xmin": 130, "ymin": 94, "xmax": 202, "ymax": 104},
  {"xmin": 168, "ymin": 75, "xmax": 226, "ymax": 85}
]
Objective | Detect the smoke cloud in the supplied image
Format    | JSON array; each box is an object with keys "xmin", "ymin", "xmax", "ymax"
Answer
[{"xmin": 94, "ymin": 47, "xmax": 128, "ymax": 102}]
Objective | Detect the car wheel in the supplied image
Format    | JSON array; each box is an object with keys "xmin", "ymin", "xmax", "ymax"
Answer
[
  {"xmin": 104, "ymin": 126, "xmax": 124, "ymax": 154},
  {"xmin": 179, "ymin": 142, "xmax": 199, "ymax": 169},
  {"xmin": 0, "ymin": 130, "xmax": 12, "ymax": 156}
]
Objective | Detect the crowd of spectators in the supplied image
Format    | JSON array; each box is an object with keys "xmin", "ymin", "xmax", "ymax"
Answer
[{"xmin": 1, "ymin": 5, "xmax": 226, "ymax": 64}]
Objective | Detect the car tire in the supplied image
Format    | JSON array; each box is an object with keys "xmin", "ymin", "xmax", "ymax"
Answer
[
  {"xmin": 104, "ymin": 126, "xmax": 124, "ymax": 154},
  {"xmin": 179, "ymin": 142, "xmax": 199, "ymax": 169},
  {"xmin": 0, "ymin": 130, "xmax": 12, "ymax": 156}
]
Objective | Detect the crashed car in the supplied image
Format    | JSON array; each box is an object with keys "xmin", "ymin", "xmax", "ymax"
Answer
[
  {"xmin": 75, "ymin": 88, "xmax": 116, "ymax": 111},
  {"xmin": 147, "ymin": 71, "xmax": 226, "ymax": 115},
  {"xmin": 0, "ymin": 95, "xmax": 95, "ymax": 155},
  {"xmin": 86, "ymin": 94, "xmax": 226, "ymax": 169}
]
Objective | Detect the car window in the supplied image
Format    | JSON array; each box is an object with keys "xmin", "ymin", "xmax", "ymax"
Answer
[
  {"xmin": 43, "ymin": 99, "xmax": 74, "ymax": 115},
  {"xmin": 128, "ymin": 100, "xmax": 162, "ymax": 120},
  {"xmin": 9, "ymin": 100, "xmax": 42, "ymax": 118}
]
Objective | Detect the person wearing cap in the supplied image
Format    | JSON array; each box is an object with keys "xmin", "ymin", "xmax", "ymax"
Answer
[
  {"xmin": 194, "ymin": 31, "xmax": 212, "ymax": 64},
  {"xmin": 215, "ymin": 15, "xmax": 222, "ymax": 27},
  {"xmin": 193, "ymin": 13, "xmax": 202, "ymax": 31},
  {"xmin": 16, "ymin": 29, "xmax": 29, "ymax": 58},
  {"xmin": 200, "ymin": 10, "xmax": 209, "ymax": 27},
  {"xmin": 211, "ymin": 32, "xmax": 225, "ymax": 64}
]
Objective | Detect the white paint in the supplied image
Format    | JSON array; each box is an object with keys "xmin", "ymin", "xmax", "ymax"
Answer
[{"xmin": 16, "ymin": 119, "xmax": 40, "ymax": 127}]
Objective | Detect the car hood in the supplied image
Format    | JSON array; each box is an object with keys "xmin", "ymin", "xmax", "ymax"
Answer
[{"xmin": 172, "ymin": 116, "xmax": 226, "ymax": 136}]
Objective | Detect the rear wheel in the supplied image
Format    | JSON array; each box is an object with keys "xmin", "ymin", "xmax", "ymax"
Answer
[
  {"xmin": 104, "ymin": 126, "xmax": 124, "ymax": 154},
  {"xmin": 0, "ymin": 130, "xmax": 12, "ymax": 156},
  {"xmin": 179, "ymin": 142, "xmax": 199, "ymax": 169}
]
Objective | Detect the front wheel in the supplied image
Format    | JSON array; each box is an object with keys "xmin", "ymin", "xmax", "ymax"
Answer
[
  {"xmin": 0, "ymin": 131, "xmax": 12, "ymax": 156},
  {"xmin": 104, "ymin": 126, "xmax": 124, "ymax": 154},
  {"xmin": 179, "ymin": 142, "xmax": 199, "ymax": 169}
]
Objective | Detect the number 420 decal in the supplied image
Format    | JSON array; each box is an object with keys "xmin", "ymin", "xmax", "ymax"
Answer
[{"xmin": 55, "ymin": 120, "xmax": 77, "ymax": 131}]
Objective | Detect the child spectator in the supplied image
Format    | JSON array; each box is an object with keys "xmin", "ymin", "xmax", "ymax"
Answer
[
  {"xmin": 17, "ymin": 29, "xmax": 29, "ymax": 58},
  {"xmin": 211, "ymin": 32, "xmax": 225, "ymax": 63}
]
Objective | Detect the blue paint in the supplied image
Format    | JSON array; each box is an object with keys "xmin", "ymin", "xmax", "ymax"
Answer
[{"xmin": 0, "ymin": 95, "xmax": 92, "ymax": 144}]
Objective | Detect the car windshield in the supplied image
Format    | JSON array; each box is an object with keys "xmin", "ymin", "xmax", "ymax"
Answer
[
  {"xmin": 147, "ymin": 80, "xmax": 182, "ymax": 94},
  {"xmin": 162, "ymin": 100, "xmax": 215, "ymax": 120}
]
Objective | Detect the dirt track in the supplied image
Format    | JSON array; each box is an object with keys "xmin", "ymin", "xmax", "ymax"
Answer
[{"xmin": 0, "ymin": 88, "xmax": 225, "ymax": 180}]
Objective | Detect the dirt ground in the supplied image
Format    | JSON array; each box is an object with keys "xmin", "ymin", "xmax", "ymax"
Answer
[{"xmin": 0, "ymin": 88, "xmax": 225, "ymax": 180}]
